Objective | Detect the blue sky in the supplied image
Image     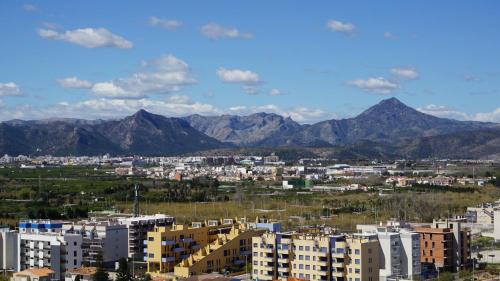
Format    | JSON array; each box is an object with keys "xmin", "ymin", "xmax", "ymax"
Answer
[{"xmin": 0, "ymin": 0, "xmax": 499, "ymax": 123}]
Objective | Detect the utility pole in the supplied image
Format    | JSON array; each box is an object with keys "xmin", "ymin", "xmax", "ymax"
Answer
[{"xmin": 133, "ymin": 184, "xmax": 140, "ymax": 217}]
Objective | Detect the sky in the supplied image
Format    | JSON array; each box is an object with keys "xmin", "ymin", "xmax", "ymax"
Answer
[{"xmin": 0, "ymin": 0, "xmax": 499, "ymax": 123}]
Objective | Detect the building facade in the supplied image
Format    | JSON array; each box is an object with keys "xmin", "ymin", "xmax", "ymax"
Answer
[
  {"xmin": 118, "ymin": 214, "xmax": 175, "ymax": 260},
  {"xmin": 415, "ymin": 219, "xmax": 471, "ymax": 273},
  {"xmin": 252, "ymin": 232, "xmax": 380, "ymax": 281},
  {"xmin": 0, "ymin": 226, "xmax": 19, "ymax": 272},
  {"xmin": 18, "ymin": 220, "xmax": 83, "ymax": 280},
  {"xmin": 62, "ymin": 220, "xmax": 128, "ymax": 266}
]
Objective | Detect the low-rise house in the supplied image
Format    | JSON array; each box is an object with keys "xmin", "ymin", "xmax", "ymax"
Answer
[
  {"xmin": 13, "ymin": 268, "xmax": 55, "ymax": 281},
  {"xmin": 64, "ymin": 267, "xmax": 97, "ymax": 281}
]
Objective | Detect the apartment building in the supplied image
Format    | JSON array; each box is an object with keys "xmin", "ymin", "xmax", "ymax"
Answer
[
  {"xmin": 376, "ymin": 230, "xmax": 420, "ymax": 281},
  {"xmin": 251, "ymin": 232, "xmax": 380, "ymax": 281},
  {"xmin": 19, "ymin": 232, "xmax": 82, "ymax": 280},
  {"xmin": 0, "ymin": 226, "xmax": 19, "ymax": 272},
  {"xmin": 415, "ymin": 219, "xmax": 471, "ymax": 273},
  {"xmin": 118, "ymin": 214, "xmax": 175, "ymax": 260},
  {"xmin": 174, "ymin": 224, "xmax": 266, "ymax": 277},
  {"xmin": 147, "ymin": 218, "xmax": 248, "ymax": 275},
  {"xmin": 466, "ymin": 206, "xmax": 494, "ymax": 224},
  {"xmin": 62, "ymin": 220, "xmax": 128, "ymax": 266}
]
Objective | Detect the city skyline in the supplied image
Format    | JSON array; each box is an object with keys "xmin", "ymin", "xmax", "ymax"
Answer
[{"xmin": 1, "ymin": 1, "xmax": 499, "ymax": 123}]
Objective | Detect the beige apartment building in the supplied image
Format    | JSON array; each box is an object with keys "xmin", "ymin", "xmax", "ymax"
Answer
[
  {"xmin": 252, "ymin": 232, "xmax": 379, "ymax": 281},
  {"xmin": 147, "ymin": 218, "xmax": 270, "ymax": 278}
]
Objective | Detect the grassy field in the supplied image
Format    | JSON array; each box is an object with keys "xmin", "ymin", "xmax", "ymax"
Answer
[
  {"xmin": 1, "ymin": 166, "xmax": 499, "ymax": 231},
  {"xmin": 117, "ymin": 185, "xmax": 500, "ymax": 232}
]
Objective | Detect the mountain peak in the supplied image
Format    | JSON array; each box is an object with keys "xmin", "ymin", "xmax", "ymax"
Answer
[
  {"xmin": 380, "ymin": 97, "xmax": 403, "ymax": 104},
  {"xmin": 358, "ymin": 97, "xmax": 413, "ymax": 118},
  {"xmin": 133, "ymin": 109, "xmax": 151, "ymax": 116}
]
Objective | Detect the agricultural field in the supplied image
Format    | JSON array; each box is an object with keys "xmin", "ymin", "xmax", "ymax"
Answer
[{"xmin": 1, "ymin": 166, "xmax": 499, "ymax": 232}]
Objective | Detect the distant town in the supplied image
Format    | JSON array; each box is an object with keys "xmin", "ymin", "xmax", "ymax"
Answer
[{"xmin": 1, "ymin": 152, "xmax": 500, "ymax": 281}]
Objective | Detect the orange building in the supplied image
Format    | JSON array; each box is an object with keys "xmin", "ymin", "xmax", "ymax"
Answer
[{"xmin": 415, "ymin": 219, "xmax": 471, "ymax": 273}]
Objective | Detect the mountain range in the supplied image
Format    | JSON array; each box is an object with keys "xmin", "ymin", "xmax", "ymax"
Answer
[{"xmin": 1, "ymin": 98, "xmax": 499, "ymax": 159}]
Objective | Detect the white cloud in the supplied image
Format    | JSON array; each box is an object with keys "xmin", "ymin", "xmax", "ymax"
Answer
[
  {"xmin": 57, "ymin": 77, "xmax": 92, "ymax": 89},
  {"xmin": 38, "ymin": 27, "xmax": 133, "ymax": 49},
  {"xmin": 89, "ymin": 54, "xmax": 196, "ymax": 99},
  {"xmin": 0, "ymin": 98, "xmax": 221, "ymax": 121},
  {"xmin": 242, "ymin": 86, "xmax": 259, "ymax": 95},
  {"xmin": 391, "ymin": 67, "xmax": 419, "ymax": 80},
  {"xmin": 463, "ymin": 75, "xmax": 480, "ymax": 82},
  {"xmin": 0, "ymin": 82, "xmax": 22, "ymax": 97},
  {"xmin": 383, "ymin": 31, "xmax": 396, "ymax": 39},
  {"xmin": 216, "ymin": 68, "xmax": 261, "ymax": 84},
  {"xmin": 200, "ymin": 22, "xmax": 252, "ymax": 40},
  {"xmin": 418, "ymin": 104, "xmax": 500, "ymax": 123},
  {"xmin": 0, "ymin": 97, "xmax": 336, "ymax": 124},
  {"xmin": 326, "ymin": 20, "xmax": 355, "ymax": 35},
  {"xmin": 23, "ymin": 4, "xmax": 36, "ymax": 11},
  {"xmin": 148, "ymin": 17, "xmax": 183, "ymax": 30},
  {"xmin": 348, "ymin": 77, "xmax": 399, "ymax": 94},
  {"xmin": 227, "ymin": 104, "xmax": 335, "ymax": 124},
  {"xmin": 167, "ymin": 95, "xmax": 190, "ymax": 104},
  {"xmin": 268, "ymin": 88, "xmax": 282, "ymax": 96}
]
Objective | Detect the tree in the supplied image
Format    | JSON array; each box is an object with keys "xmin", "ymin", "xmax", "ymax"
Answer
[
  {"xmin": 92, "ymin": 253, "xmax": 110, "ymax": 281},
  {"xmin": 142, "ymin": 274, "xmax": 152, "ymax": 281},
  {"xmin": 75, "ymin": 275, "xmax": 81, "ymax": 281},
  {"xmin": 115, "ymin": 258, "xmax": 132, "ymax": 281}
]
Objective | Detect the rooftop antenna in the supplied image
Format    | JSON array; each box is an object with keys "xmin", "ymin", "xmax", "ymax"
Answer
[{"xmin": 133, "ymin": 184, "xmax": 140, "ymax": 217}]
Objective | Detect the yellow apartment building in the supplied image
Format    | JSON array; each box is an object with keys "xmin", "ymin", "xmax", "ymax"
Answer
[
  {"xmin": 174, "ymin": 225, "xmax": 265, "ymax": 277},
  {"xmin": 251, "ymin": 232, "xmax": 380, "ymax": 281},
  {"xmin": 146, "ymin": 218, "xmax": 271, "ymax": 278},
  {"xmin": 147, "ymin": 218, "xmax": 244, "ymax": 274}
]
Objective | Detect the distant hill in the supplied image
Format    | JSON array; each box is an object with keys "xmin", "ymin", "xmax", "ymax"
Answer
[
  {"xmin": 185, "ymin": 97, "xmax": 498, "ymax": 148},
  {"xmin": 0, "ymin": 110, "xmax": 228, "ymax": 156},
  {"xmin": 1, "ymin": 98, "xmax": 499, "ymax": 159}
]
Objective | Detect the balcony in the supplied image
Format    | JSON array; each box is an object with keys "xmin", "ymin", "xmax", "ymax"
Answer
[
  {"xmin": 161, "ymin": 240, "xmax": 175, "ymax": 246},
  {"xmin": 316, "ymin": 260, "xmax": 328, "ymax": 267},
  {"xmin": 260, "ymin": 256, "xmax": 274, "ymax": 262},
  {"xmin": 277, "ymin": 258, "xmax": 289, "ymax": 264},
  {"xmin": 173, "ymin": 247, "xmax": 184, "ymax": 252},
  {"xmin": 277, "ymin": 266, "xmax": 290, "ymax": 272},
  {"xmin": 162, "ymin": 257, "xmax": 175, "ymax": 263},
  {"xmin": 180, "ymin": 237, "xmax": 193, "ymax": 243},
  {"xmin": 332, "ymin": 271, "xmax": 345, "ymax": 277},
  {"xmin": 332, "ymin": 252, "xmax": 345, "ymax": 258},
  {"xmin": 261, "ymin": 247, "xmax": 274, "ymax": 253}
]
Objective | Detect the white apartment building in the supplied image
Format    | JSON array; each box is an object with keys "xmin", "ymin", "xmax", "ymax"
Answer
[
  {"xmin": 0, "ymin": 227, "xmax": 19, "ymax": 272},
  {"xmin": 376, "ymin": 229, "xmax": 421, "ymax": 281},
  {"xmin": 18, "ymin": 220, "xmax": 82, "ymax": 280},
  {"xmin": 19, "ymin": 232, "xmax": 82, "ymax": 280},
  {"xmin": 118, "ymin": 214, "xmax": 175, "ymax": 260},
  {"xmin": 62, "ymin": 220, "xmax": 128, "ymax": 266}
]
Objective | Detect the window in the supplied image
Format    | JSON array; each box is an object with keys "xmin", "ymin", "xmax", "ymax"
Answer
[
  {"xmin": 299, "ymin": 255, "xmax": 304, "ymax": 260},
  {"xmin": 305, "ymin": 246, "xmax": 310, "ymax": 251},
  {"xmin": 253, "ymin": 243, "xmax": 258, "ymax": 247},
  {"xmin": 299, "ymin": 246, "xmax": 304, "ymax": 251},
  {"xmin": 74, "ymin": 259, "xmax": 77, "ymax": 266},
  {"xmin": 305, "ymin": 265, "xmax": 310, "ymax": 270},
  {"xmin": 355, "ymin": 269, "xmax": 360, "ymax": 274},
  {"xmin": 355, "ymin": 249, "xmax": 360, "ymax": 255},
  {"xmin": 73, "ymin": 242, "xmax": 77, "ymax": 246},
  {"xmin": 299, "ymin": 264, "xmax": 304, "ymax": 269},
  {"xmin": 74, "ymin": 251, "xmax": 77, "ymax": 257},
  {"xmin": 305, "ymin": 255, "xmax": 310, "ymax": 261},
  {"xmin": 355, "ymin": 259, "xmax": 360, "ymax": 264}
]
